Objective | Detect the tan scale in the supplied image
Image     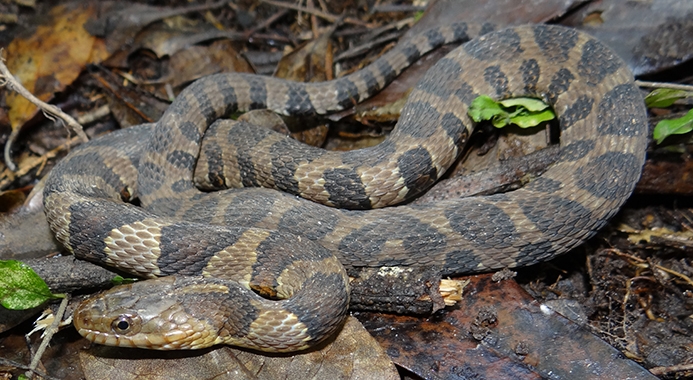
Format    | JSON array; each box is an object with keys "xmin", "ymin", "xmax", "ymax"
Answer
[
  {"xmin": 103, "ymin": 219, "xmax": 164, "ymax": 277},
  {"xmin": 295, "ymin": 167, "xmax": 332, "ymax": 205},
  {"xmin": 305, "ymin": 84, "xmax": 340, "ymax": 115},
  {"xmin": 265, "ymin": 81, "xmax": 293, "ymax": 114},
  {"xmin": 244, "ymin": 306, "xmax": 310, "ymax": 351},
  {"xmin": 201, "ymin": 229, "xmax": 268, "ymax": 285}
]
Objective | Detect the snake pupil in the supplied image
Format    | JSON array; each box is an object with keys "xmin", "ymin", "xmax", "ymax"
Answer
[{"xmin": 115, "ymin": 319, "xmax": 130, "ymax": 331}]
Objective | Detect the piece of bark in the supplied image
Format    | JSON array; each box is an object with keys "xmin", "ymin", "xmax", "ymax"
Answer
[{"xmin": 13, "ymin": 256, "xmax": 454, "ymax": 316}]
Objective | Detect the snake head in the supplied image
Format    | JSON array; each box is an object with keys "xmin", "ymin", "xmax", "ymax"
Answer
[
  {"xmin": 73, "ymin": 276, "xmax": 226, "ymax": 350},
  {"xmin": 73, "ymin": 275, "xmax": 335, "ymax": 352}
]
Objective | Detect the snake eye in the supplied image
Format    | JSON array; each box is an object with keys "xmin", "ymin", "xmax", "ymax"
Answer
[
  {"xmin": 116, "ymin": 319, "xmax": 129, "ymax": 331},
  {"xmin": 111, "ymin": 314, "xmax": 141, "ymax": 335}
]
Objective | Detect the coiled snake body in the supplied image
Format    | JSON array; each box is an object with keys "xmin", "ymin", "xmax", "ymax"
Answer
[{"xmin": 43, "ymin": 24, "xmax": 647, "ymax": 352}]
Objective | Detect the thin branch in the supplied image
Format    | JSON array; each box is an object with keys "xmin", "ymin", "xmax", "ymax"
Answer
[
  {"xmin": 0, "ymin": 134, "xmax": 82, "ymax": 190},
  {"xmin": 335, "ymin": 31, "xmax": 401, "ymax": 62},
  {"xmin": 260, "ymin": 0, "xmax": 370, "ymax": 27},
  {"xmin": 243, "ymin": 8, "xmax": 291, "ymax": 39},
  {"xmin": 635, "ymin": 80, "xmax": 693, "ymax": 92},
  {"xmin": 0, "ymin": 51, "xmax": 89, "ymax": 171},
  {"xmin": 650, "ymin": 362, "xmax": 693, "ymax": 376},
  {"xmin": 371, "ymin": 4, "xmax": 426, "ymax": 13},
  {"xmin": 0, "ymin": 357, "xmax": 60, "ymax": 380},
  {"xmin": 607, "ymin": 248, "xmax": 693, "ymax": 287},
  {"xmin": 25, "ymin": 295, "xmax": 70, "ymax": 379}
]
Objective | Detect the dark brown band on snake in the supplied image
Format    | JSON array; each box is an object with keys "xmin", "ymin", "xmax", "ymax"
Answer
[{"xmin": 43, "ymin": 24, "xmax": 647, "ymax": 351}]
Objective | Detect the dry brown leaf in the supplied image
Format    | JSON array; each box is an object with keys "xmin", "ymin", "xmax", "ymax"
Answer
[
  {"xmin": 160, "ymin": 39, "xmax": 254, "ymax": 89},
  {"xmin": 357, "ymin": 274, "xmax": 658, "ymax": 379},
  {"xmin": 563, "ymin": 0, "xmax": 693, "ymax": 75},
  {"xmin": 275, "ymin": 26, "xmax": 333, "ymax": 82},
  {"xmin": 4, "ymin": 2, "xmax": 109, "ymax": 131},
  {"xmin": 84, "ymin": 1, "xmax": 229, "ymax": 55},
  {"xmin": 89, "ymin": 70, "xmax": 169, "ymax": 127}
]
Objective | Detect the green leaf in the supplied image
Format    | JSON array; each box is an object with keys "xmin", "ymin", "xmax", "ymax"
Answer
[
  {"xmin": 499, "ymin": 97, "xmax": 550, "ymax": 112},
  {"xmin": 491, "ymin": 114, "xmax": 511, "ymax": 128},
  {"xmin": 653, "ymin": 108, "xmax": 693, "ymax": 144},
  {"xmin": 111, "ymin": 275, "xmax": 138, "ymax": 286},
  {"xmin": 509, "ymin": 109, "xmax": 557, "ymax": 129},
  {"xmin": 644, "ymin": 88, "xmax": 691, "ymax": 108},
  {"xmin": 0, "ymin": 260, "xmax": 61, "ymax": 310},
  {"xmin": 469, "ymin": 95, "xmax": 507, "ymax": 123},
  {"xmin": 469, "ymin": 95, "xmax": 555, "ymax": 129}
]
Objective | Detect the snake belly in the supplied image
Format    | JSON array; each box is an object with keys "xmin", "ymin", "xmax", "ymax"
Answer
[{"xmin": 43, "ymin": 24, "xmax": 647, "ymax": 352}]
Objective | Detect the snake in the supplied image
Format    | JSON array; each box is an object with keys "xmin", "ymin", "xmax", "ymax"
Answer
[{"xmin": 42, "ymin": 23, "xmax": 647, "ymax": 352}]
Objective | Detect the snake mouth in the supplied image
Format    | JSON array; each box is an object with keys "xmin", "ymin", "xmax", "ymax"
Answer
[
  {"xmin": 77, "ymin": 328, "xmax": 134, "ymax": 348},
  {"xmin": 76, "ymin": 326, "xmax": 197, "ymax": 350},
  {"xmin": 74, "ymin": 311, "xmax": 206, "ymax": 350}
]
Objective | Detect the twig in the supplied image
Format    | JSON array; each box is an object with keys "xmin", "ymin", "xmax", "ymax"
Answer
[
  {"xmin": 0, "ymin": 51, "xmax": 89, "ymax": 171},
  {"xmin": 0, "ymin": 357, "xmax": 59, "ymax": 380},
  {"xmin": 260, "ymin": 0, "xmax": 370, "ymax": 27},
  {"xmin": 246, "ymin": 32, "xmax": 293, "ymax": 44},
  {"xmin": 335, "ymin": 31, "xmax": 401, "ymax": 62},
  {"xmin": 635, "ymin": 80, "xmax": 693, "ymax": 92},
  {"xmin": 371, "ymin": 4, "xmax": 427, "ymax": 13},
  {"xmin": 25, "ymin": 295, "xmax": 70, "ymax": 379},
  {"xmin": 261, "ymin": 0, "xmax": 337, "ymax": 21},
  {"xmin": 650, "ymin": 362, "xmax": 693, "ymax": 376},
  {"xmin": 92, "ymin": 75, "xmax": 155, "ymax": 122},
  {"xmin": 0, "ymin": 134, "xmax": 82, "ymax": 190},
  {"xmin": 333, "ymin": 17, "xmax": 414, "ymax": 61},
  {"xmin": 243, "ymin": 8, "xmax": 290, "ymax": 39},
  {"xmin": 607, "ymin": 248, "xmax": 693, "ymax": 287},
  {"xmin": 76, "ymin": 104, "xmax": 111, "ymax": 126}
]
